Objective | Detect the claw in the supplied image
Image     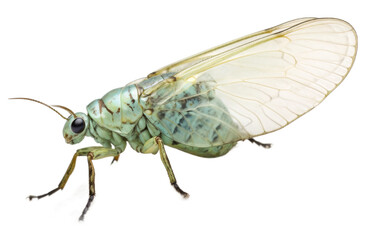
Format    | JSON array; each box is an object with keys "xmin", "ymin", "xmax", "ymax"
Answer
[
  {"xmin": 172, "ymin": 183, "xmax": 190, "ymax": 199},
  {"xmin": 27, "ymin": 195, "xmax": 35, "ymax": 201},
  {"xmin": 26, "ymin": 188, "xmax": 60, "ymax": 201}
]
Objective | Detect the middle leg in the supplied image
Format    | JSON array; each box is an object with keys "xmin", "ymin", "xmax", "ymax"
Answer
[{"xmin": 155, "ymin": 137, "xmax": 189, "ymax": 198}]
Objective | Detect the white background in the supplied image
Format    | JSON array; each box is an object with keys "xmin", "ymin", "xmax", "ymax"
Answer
[{"xmin": 0, "ymin": 0, "xmax": 381, "ymax": 239}]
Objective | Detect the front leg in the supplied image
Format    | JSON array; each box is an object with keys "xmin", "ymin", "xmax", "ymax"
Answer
[
  {"xmin": 28, "ymin": 146, "xmax": 120, "ymax": 221},
  {"xmin": 76, "ymin": 147, "xmax": 120, "ymax": 221}
]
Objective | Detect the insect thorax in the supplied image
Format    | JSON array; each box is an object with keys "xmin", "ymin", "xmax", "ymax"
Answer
[
  {"xmin": 85, "ymin": 81, "xmax": 164, "ymax": 153},
  {"xmin": 87, "ymin": 83, "xmax": 143, "ymax": 136},
  {"xmin": 86, "ymin": 118, "xmax": 127, "ymax": 153},
  {"xmin": 125, "ymin": 115, "xmax": 161, "ymax": 152}
]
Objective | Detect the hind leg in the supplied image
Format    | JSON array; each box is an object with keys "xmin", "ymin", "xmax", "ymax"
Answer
[{"xmin": 248, "ymin": 138, "xmax": 272, "ymax": 149}]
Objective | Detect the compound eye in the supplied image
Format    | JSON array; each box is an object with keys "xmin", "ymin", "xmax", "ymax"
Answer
[{"xmin": 71, "ymin": 118, "xmax": 85, "ymax": 133}]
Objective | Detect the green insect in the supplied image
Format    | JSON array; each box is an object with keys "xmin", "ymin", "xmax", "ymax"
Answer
[{"xmin": 11, "ymin": 18, "xmax": 357, "ymax": 220}]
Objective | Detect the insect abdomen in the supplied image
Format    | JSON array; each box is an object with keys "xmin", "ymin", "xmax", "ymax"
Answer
[
  {"xmin": 161, "ymin": 134, "xmax": 236, "ymax": 157},
  {"xmin": 142, "ymin": 76, "xmax": 240, "ymax": 148},
  {"xmin": 87, "ymin": 83, "xmax": 143, "ymax": 135}
]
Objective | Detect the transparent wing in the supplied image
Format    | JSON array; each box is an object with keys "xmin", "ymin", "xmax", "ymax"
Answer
[
  {"xmin": 142, "ymin": 18, "xmax": 357, "ymax": 147},
  {"xmin": 146, "ymin": 18, "xmax": 316, "ymax": 78}
]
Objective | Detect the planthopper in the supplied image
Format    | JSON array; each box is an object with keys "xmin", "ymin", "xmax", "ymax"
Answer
[{"xmin": 11, "ymin": 18, "xmax": 357, "ymax": 220}]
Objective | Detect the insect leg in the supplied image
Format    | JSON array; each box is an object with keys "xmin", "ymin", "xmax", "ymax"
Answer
[
  {"xmin": 78, "ymin": 153, "xmax": 95, "ymax": 221},
  {"xmin": 28, "ymin": 146, "xmax": 119, "ymax": 220},
  {"xmin": 248, "ymin": 138, "xmax": 272, "ymax": 149},
  {"xmin": 76, "ymin": 147, "xmax": 120, "ymax": 221},
  {"xmin": 155, "ymin": 137, "xmax": 189, "ymax": 198},
  {"xmin": 27, "ymin": 150, "xmax": 81, "ymax": 200}
]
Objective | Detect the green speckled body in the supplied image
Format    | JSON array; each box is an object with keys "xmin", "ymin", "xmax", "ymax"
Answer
[
  {"xmin": 13, "ymin": 18, "xmax": 357, "ymax": 220},
  {"xmin": 85, "ymin": 73, "xmax": 237, "ymax": 158}
]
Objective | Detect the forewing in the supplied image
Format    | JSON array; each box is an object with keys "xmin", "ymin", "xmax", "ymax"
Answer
[
  {"xmin": 147, "ymin": 18, "xmax": 316, "ymax": 78},
  {"xmin": 142, "ymin": 18, "xmax": 357, "ymax": 147}
]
